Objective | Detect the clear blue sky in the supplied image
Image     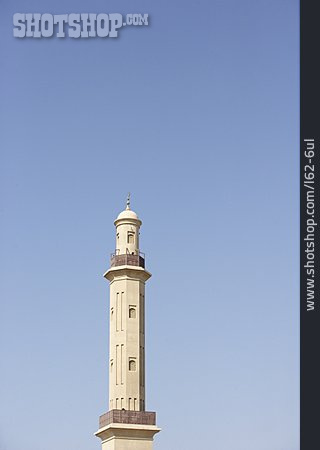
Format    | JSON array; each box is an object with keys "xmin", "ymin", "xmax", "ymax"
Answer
[{"xmin": 0, "ymin": 1, "xmax": 299, "ymax": 449}]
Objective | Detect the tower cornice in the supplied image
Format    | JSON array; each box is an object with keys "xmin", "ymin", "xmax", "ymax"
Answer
[
  {"xmin": 104, "ymin": 266, "xmax": 152, "ymax": 283},
  {"xmin": 95, "ymin": 422, "xmax": 161, "ymax": 444}
]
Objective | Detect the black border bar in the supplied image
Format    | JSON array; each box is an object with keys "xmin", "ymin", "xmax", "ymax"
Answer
[{"xmin": 300, "ymin": 1, "xmax": 320, "ymax": 449}]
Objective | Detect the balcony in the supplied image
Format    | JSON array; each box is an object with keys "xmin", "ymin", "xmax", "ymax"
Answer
[
  {"xmin": 110, "ymin": 251, "xmax": 145, "ymax": 269},
  {"xmin": 99, "ymin": 409, "xmax": 156, "ymax": 427}
]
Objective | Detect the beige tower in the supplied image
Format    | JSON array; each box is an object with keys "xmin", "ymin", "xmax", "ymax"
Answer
[{"xmin": 95, "ymin": 196, "xmax": 160, "ymax": 450}]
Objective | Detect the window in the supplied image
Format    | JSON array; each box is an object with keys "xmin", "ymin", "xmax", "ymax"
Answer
[
  {"xmin": 129, "ymin": 359, "xmax": 136, "ymax": 371},
  {"xmin": 129, "ymin": 307, "xmax": 136, "ymax": 319},
  {"xmin": 127, "ymin": 232, "xmax": 134, "ymax": 244}
]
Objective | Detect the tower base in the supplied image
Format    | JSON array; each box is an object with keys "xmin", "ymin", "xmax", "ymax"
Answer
[{"xmin": 95, "ymin": 410, "xmax": 160, "ymax": 450}]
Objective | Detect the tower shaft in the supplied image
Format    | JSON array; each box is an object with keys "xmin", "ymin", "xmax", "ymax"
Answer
[{"xmin": 108, "ymin": 271, "xmax": 146, "ymax": 411}]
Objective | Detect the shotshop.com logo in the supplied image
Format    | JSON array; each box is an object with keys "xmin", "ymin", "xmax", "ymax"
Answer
[{"xmin": 13, "ymin": 13, "xmax": 149, "ymax": 38}]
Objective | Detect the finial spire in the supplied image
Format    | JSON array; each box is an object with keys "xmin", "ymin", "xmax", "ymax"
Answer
[{"xmin": 126, "ymin": 192, "xmax": 131, "ymax": 210}]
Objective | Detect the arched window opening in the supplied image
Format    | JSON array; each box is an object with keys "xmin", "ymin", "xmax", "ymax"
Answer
[{"xmin": 129, "ymin": 307, "xmax": 136, "ymax": 319}]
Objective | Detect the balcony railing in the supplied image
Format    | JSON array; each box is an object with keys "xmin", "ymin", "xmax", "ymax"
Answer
[
  {"xmin": 99, "ymin": 409, "xmax": 156, "ymax": 427},
  {"xmin": 110, "ymin": 251, "xmax": 145, "ymax": 268}
]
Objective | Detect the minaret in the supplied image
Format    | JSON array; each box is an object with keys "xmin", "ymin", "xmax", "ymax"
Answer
[{"xmin": 95, "ymin": 196, "xmax": 160, "ymax": 450}]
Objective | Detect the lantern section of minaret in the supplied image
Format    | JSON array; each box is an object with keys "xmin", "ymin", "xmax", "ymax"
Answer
[{"xmin": 95, "ymin": 196, "xmax": 160, "ymax": 450}]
